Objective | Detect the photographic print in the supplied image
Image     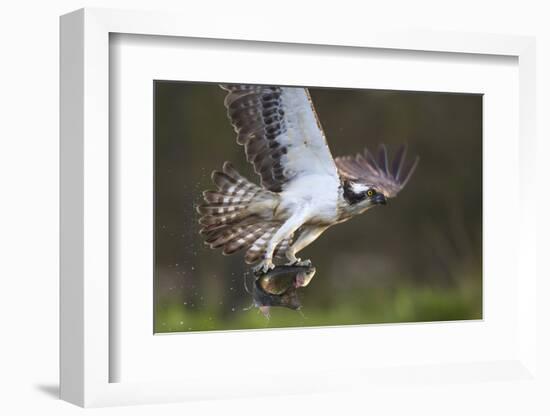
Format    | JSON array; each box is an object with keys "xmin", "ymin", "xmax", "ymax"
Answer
[{"xmin": 154, "ymin": 82, "xmax": 482, "ymax": 333}]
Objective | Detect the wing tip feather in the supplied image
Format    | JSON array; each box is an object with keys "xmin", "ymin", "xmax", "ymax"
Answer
[{"xmin": 336, "ymin": 143, "xmax": 419, "ymax": 197}]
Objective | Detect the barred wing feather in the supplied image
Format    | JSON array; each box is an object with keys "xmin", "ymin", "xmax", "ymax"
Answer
[{"xmin": 220, "ymin": 84, "xmax": 339, "ymax": 192}]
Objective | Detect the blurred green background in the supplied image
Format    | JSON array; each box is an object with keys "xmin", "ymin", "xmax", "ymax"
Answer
[{"xmin": 154, "ymin": 82, "xmax": 482, "ymax": 333}]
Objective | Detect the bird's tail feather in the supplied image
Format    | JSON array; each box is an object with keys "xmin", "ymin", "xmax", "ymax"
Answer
[{"xmin": 198, "ymin": 162, "xmax": 280, "ymax": 262}]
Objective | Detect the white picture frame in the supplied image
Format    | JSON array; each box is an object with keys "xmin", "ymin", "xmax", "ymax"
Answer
[{"xmin": 60, "ymin": 8, "xmax": 538, "ymax": 408}]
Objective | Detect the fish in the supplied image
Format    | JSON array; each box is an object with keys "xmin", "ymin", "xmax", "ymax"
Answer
[
  {"xmin": 256, "ymin": 264, "xmax": 316, "ymax": 294},
  {"xmin": 246, "ymin": 264, "xmax": 316, "ymax": 318}
]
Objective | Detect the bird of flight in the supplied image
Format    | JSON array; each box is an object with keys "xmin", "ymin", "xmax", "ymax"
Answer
[{"xmin": 198, "ymin": 84, "xmax": 418, "ymax": 276}]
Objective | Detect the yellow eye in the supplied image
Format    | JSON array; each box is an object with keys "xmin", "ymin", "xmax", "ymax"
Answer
[{"xmin": 367, "ymin": 189, "xmax": 375, "ymax": 197}]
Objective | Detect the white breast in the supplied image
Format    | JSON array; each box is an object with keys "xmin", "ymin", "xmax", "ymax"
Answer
[{"xmin": 278, "ymin": 173, "xmax": 341, "ymax": 224}]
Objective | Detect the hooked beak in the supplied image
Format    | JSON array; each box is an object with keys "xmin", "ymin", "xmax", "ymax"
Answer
[{"xmin": 373, "ymin": 193, "xmax": 387, "ymax": 205}]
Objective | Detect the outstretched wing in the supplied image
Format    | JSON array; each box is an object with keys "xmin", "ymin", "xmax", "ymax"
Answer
[
  {"xmin": 220, "ymin": 84, "xmax": 339, "ymax": 192},
  {"xmin": 335, "ymin": 144, "xmax": 419, "ymax": 198}
]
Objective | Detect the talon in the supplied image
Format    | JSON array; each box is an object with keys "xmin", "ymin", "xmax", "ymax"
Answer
[
  {"xmin": 253, "ymin": 259, "xmax": 275, "ymax": 275},
  {"xmin": 285, "ymin": 255, "xmax": 300, "ymax": 265},
  {"xmin": 295, "ymin": 258, "xmax": 312, "ymax": 267}
]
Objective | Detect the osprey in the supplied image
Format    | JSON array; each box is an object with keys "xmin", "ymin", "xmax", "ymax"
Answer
[{"xmin": 198, "ymin": 84, "xmax": 418, "ymax": 273}]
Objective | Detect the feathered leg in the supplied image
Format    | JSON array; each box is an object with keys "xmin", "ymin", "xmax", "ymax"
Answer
[
  {"xmin": 285, "ymin": 225, "xmax": 328, "ymax": 265},
  {"xmin": 254, "ymin": 207, "xmax": 310, "ymax": 274}
]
